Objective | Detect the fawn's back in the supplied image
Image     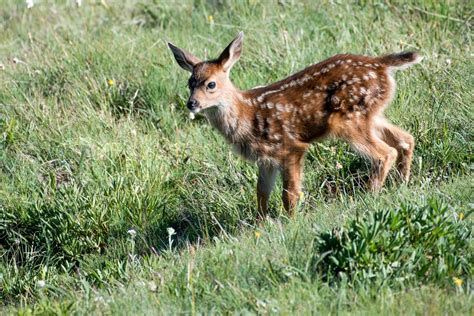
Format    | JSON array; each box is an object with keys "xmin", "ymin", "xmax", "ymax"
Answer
[{"xmin": 193, "ymin": 51, "xmax": 420, "ymax": 166}]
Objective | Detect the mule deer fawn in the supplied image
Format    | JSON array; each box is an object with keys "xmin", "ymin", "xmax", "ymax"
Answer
[{"xmin": 168, "ymin": 32, "xmax": 422, "ymax": 216}]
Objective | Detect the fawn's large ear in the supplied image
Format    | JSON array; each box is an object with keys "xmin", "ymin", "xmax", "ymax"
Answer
[
  {"xmin": 168, "ymin": 42, "xmax": 201, "ymax": 72},
  {"xmin": 218, "ymin": 31, "xmax": 244, "ymax": 72}
]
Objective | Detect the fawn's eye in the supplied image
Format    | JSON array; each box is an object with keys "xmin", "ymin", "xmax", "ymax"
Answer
[{"xmin": 207, "ymin": 81, "xmax": 216, "ymax": 89}]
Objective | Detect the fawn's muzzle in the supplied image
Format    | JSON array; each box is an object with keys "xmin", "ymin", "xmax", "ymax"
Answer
[{"xmin": 187, "ymin": 99, "xmax": 199, "ymax": 111}]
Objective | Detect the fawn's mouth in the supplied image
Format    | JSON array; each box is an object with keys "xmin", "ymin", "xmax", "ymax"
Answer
[
  {"xmin": 189, "ymin": 104, "xmax": 216, "ymax": 114},
  {"xmin": 189, "ymin": 107, "xmax": 201, "ymax": 114}
]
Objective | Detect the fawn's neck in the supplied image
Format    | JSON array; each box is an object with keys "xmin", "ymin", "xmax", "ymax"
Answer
[{"xmin": 203, "ymin": 88, "xmax": 255, "ymax": 143}]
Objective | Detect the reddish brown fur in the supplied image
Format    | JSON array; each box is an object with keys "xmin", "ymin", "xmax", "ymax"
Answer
[{"xmin": 168, "ymin": 33, "xmax": 422, "ymax": 216}]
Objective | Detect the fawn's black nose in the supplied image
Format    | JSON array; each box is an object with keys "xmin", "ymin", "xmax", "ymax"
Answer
[{"xmin": 187, "ymin": 99, "xmax": 199, "ymax": 111}]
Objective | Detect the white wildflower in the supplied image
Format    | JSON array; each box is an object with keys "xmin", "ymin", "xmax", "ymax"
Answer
[
  {"xmin": 26, "ymin": 0, "xmax": 34, "ymax": 9},
  {"xmin": 167, "ymin": 227, "xmax": 176, "ymax": 251},
  {"xmin": 37, "ymin": 280, "xmax": 46, "ymax": 288},
  {"xmin": 167, "ymin": 227, "xmax": 175, "ymax": 236},
  {"xmin": 13, "ymin": 57, "xmax": 27, "ymax": 65},
  {"xmin": 127, "ymin": 229, "xmax": 136, "ymax": 238},
  {"xmin": 148, "ymin": 281, "xmax": 157, "ymax": 292}
]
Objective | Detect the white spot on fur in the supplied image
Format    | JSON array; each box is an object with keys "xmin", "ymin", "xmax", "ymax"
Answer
[
  {"xmin": 271, "ymin": 133, "xmax": 282, "ymax": 141},
  {"xmin": 256, "ymin": 113, "xmax": 263, "ymax": 122},
  {"xmin": 368, "ymin": 71, "xmax": 377, "ymax": 79},
  {"xmin": 313, "ymin": 112, "xmax": 323, "ymax": 120},
  {"xmin": 399, "ymin": 142, "xmax": 410, "ymax": 150},
  {"xmin": 286, "ymin": 131, "xmax": 296, "ymax": 140},
  {"xmin": 238, "ymin": 95, "xmax": 254, "ymax": 106}
]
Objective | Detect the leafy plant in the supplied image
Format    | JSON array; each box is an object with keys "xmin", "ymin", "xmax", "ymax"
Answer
[{"xmin": 313, "ymin": 200, "xmax": 472, "ymax": 287}]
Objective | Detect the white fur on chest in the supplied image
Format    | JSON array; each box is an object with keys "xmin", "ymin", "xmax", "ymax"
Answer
[{"xmin": 204, "ymin": 106, "xmax": 257, "ymax": 162}]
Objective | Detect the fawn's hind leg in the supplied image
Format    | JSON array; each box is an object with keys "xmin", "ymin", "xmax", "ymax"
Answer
[
  {"xmin": 356, "ymin": 136, "xmax": 398, "ymax": 192},
  {"xmin": 375, "ymin": 118, "xmax": 415, "ymax": 182},
  {"xmin": 340, "ymin": 126, "xmax": 398, "ymax": 192}
]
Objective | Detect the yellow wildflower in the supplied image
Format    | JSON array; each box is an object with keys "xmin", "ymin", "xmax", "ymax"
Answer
[
  {"xmin": 453, "ymin": 277, "xmax": 463, "ymax": 287},
  {"xmin": 255, "ymin": 231, "xmax": 261, "ymax": 238},
  {"xmin": 299, "ymin": 191, "xmax": 305, "ymax": 200},
  {"xmin": 399, "ymin": 39, "xmax": 404, "ymax": 49},
  {"xmin": 208, "ymin": 15, "xmax": 214, "ymax": 23},
  {"xmin": 107, "ymin": 79, "xmax": 115, "ymax": 87},
  {"xmin": 458, "ymin": 212, "xmax": 464, "ymax": 220}
]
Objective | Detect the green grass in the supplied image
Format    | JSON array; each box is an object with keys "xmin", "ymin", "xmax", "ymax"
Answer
[{"xmin": 1, "ymin": 0, "xmax": 473, "ymax": 314}]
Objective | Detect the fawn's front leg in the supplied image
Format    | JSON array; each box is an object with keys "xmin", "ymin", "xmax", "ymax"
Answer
[
  {"xmin": 257, "ymin": 163, "xmax": 278, "ymax": 217},
  {"xmin": 282, "ymin": 153, "xmax": 305, "ymax": 215}
]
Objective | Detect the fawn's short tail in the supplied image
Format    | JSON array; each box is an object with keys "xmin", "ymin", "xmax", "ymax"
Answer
[{"xmin": 378, "ymin": 51, "xmax": 423, "ymax": 70}]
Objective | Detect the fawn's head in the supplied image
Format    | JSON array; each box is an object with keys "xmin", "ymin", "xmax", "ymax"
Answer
[{"xmin": 168, "ymin": 32, "xmax": 244, "ymax": 114}]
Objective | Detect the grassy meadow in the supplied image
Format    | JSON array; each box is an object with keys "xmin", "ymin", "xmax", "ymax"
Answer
[{"xmin": 0, "ymin": 0, "xmax": 473, "ymax": 314}]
